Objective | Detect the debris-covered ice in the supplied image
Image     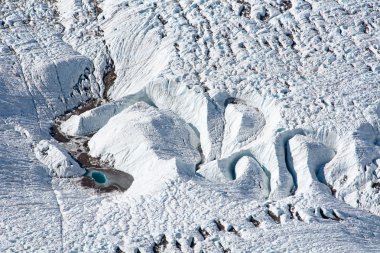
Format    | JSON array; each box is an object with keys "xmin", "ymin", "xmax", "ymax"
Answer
[{"xmin": 34, "ymin": 140, "xmax": 86, "ymax": 178}]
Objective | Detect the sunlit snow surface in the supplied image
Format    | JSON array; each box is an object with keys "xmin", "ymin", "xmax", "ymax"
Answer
[{"xmin": 1, "ymin": 0, "xmax": 380, "ymax": 252}]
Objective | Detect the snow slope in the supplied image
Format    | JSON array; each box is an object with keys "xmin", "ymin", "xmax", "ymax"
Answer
[{"xmin": 1, "ymin": 0, "xmax": 380, "ymax": 252}]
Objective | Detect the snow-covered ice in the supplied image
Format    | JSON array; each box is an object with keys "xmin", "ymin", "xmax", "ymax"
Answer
[
  {"xmin": 88, "ymin": 101, "xmax": 201, "ymax": 195},
  {"xmin": 1, "ymin": 0, "xmax": 380, "ymax": 252}
]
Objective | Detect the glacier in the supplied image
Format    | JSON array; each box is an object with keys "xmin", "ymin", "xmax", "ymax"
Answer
[{"xmin": 1, "ymin": 0, "xmax": 380, "ymax": 252}]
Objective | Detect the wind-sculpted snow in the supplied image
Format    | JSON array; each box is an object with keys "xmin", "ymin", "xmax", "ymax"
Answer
[{"xmin": 1, "ymin": 0, "xmax": 380, "ymax": 251}]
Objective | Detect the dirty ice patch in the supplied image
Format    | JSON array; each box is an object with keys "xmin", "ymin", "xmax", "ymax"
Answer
[{"xmin": 34, "ymin": 140, "xmax": 85, "ymax": 178}]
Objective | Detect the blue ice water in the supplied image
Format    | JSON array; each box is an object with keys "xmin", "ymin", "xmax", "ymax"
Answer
[{"xmin": 91, "ymin": 171, "xmax": 107, "ymax": 184}]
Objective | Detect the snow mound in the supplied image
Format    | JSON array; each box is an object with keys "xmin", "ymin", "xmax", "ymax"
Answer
[
  {"xmin": 34, "ymin": 140, "xmax": 85, "ymax": 178},
  {"xmin": 88, "ymin": 102, "xmax": 201, "ymax": 195}
]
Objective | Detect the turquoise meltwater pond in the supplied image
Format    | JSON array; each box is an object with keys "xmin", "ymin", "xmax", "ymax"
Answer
[{"xmin": 91, "ymin": 171, "xmax": 107, "ymax": 184}]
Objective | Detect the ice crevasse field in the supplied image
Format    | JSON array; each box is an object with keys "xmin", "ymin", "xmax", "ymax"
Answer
[{"xmin": 1, "ymin": 0, "xmax": 380, "ymax": 252}]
